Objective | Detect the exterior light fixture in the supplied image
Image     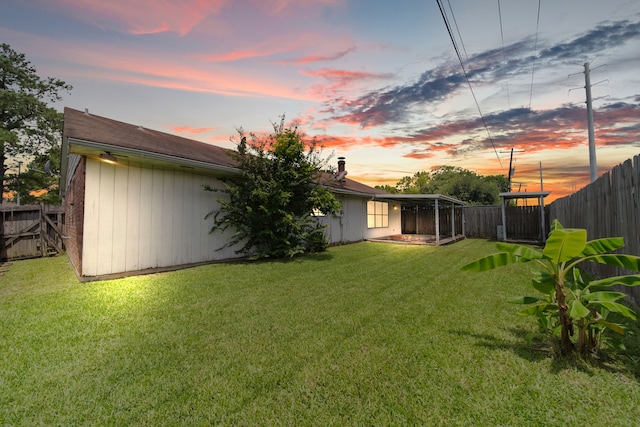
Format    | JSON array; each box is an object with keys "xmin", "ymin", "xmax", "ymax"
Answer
[{"xmin": 99, "ymin": 152, "xmax": 118, "ymax": 164}]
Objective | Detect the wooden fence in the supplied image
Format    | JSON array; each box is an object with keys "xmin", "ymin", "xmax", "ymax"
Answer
[
  {"xmin": 0, "ymin": 204, "xmax": 65, "ymax": 261},
  {"xmin": 464, "ymin": 206, "xmax": 502, "ymax": 239},
  {"xmin": 401, "ymin": 205, "xmax": 463, "ymax": 237},
  {"xmin": 464, "ymin": 205, "xmax": 545, "ymax": 242},
  {"xmin": 548, "ymin": 154, "xmax": 640, "ymax": 307}
]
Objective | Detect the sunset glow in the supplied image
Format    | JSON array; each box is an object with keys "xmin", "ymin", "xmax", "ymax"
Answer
[{"xmin": 3, "ymin": 0, "xmax": 640, "ymax": 203}]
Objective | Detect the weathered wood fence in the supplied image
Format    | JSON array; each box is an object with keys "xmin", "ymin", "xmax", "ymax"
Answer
[
  {"xmin": 463, "ymin": 206, "xmax": 502, "ymax": 239},
  {"xmin": 401, "ymin": 205, "xmax": 464, "ymax": 237},
  {"xmin": 548, "ymin": 154, "xmax": 640, "ymax": 307},
  {"xmin": 464, "ymin": 205, "xmax": 545, "ymax": 242},
  {"xmin": 0, "ymin": 205, "xmax": 65, "ymax": 261}
]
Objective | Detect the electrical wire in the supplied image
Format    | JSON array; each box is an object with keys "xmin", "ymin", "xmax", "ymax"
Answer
[
  {"xmin": 446, "ymin": 0, "xmax": 469, "ymax": 62},
  {"xmin": 528, "ymin": 0, "xmax": 542, "ymax": 109},
  {"xmin": 435, "ymin": 0, "xmax": 504, "ymax": 171}
]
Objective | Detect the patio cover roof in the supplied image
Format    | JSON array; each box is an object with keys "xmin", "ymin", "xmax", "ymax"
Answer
[
  {"xmin": 499, "ymin": 191, "xmax": 551, "ymax": 200},
  {"xmin": 372, "ymin": 193, "xmax": 465, "ymax": 206}
]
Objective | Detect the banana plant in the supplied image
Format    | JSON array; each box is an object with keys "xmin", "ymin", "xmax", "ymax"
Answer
[{"xmin": 462, "ymin": 220, "xmax": 640, "ymax": 356}]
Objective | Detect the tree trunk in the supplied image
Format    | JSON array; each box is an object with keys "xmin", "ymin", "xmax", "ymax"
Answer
[
  {"xmin": 577, "ymin": 320, "xmax": 587, "ymax": 355},
  {"xmin": 555, "ymin": 274, "xmax": 574, "ymax": 355}
]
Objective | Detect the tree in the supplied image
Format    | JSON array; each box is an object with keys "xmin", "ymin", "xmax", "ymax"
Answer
[
  {"xmin": 1, "ymin": 43, "xmax": 72, "ymax": 204},
  {"xmin": 206, "ymin": 119, "xmax": 341, "ymax": 259},
  {"xmin": 4, "ymin": 146, "xmax": 61, "ymax": 205},
  {"xmin": 385, "ymin": 166, "xmax": 506, "ymax": 204}
]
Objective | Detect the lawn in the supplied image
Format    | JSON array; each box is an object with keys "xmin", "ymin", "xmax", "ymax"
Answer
[{"xmin": 1, "ymin": 240, "xmax": 639, "ymax": 425}]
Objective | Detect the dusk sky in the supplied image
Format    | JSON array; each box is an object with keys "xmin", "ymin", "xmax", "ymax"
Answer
[{"xmin": 3, "ymin": 0, "xmax": 640, "ymax": 201}]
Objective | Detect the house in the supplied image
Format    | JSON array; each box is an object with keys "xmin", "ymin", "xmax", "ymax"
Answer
[{"xmin": 60, "ymin": 107, "xmax": 464, "ymax": 280}]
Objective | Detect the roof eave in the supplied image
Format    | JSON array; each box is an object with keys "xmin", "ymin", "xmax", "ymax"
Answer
[{"xmin": 66, "ymin": 137, "xmax": 241, "ymax": 175}]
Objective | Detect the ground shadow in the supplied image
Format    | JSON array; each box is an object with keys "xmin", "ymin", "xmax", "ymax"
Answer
[
  {"xmin": 449, "ymin": 327, "xmax": 640, "ymax": 382},
  {"xmin": 449, "ymin": 327, "xmax": 550, "ymax": 363},
  {"xmin": 226, "ymin": 251, "xmax": 334, "ymax": 266}
]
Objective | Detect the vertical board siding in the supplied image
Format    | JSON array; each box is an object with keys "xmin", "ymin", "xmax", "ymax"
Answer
[
  {"xmin": 82, "ymin": 158, "xmax": 239, "ymax": 277},
  {"xmin": 112, "ymin": 163, "xmax": 129, "ymax": 272},
  {"xmin": 138, "ymin": 167, "xmax": 154, "ymax": 269},
  {"xmin": 83, "ymin": 159, "xmax": 101, "ymax": 276},
  {"xmin": 173, "ymin": 171, "xmax": 185, "ymax": 266},
  {"xmin": 125, "ymin": 164, "xmax": 142, "ymax": 271},
  {"xmin": 548, "ymin": 153, "xmax": 640, "ymax": 307}
]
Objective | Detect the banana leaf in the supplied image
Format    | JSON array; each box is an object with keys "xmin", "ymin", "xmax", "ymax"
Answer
[{"xmin": 543, "ymin": 228, "xmax": 587, "ymax": 263}]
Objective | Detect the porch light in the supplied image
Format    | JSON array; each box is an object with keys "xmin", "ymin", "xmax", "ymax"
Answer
[{"xmin": 100, "ymin": 152, "xmax": 118, "ymax": 164}]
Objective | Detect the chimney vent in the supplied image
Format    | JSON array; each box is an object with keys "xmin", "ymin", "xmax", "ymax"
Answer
[{"xmin": 338, "ymin": 157, "xmax": 346, "ymax": 172}]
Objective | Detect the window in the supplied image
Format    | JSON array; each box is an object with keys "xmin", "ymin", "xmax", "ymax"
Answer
[{"xmin": 367, "ymin": 201, "xmax": 388, "ymax": 228}]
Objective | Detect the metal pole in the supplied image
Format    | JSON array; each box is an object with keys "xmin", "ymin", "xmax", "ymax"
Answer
[
  {"xmin": 500, "ymin": 195, "xmax": 507, "ymax": 242},
  {"xmin": 507, "ymin": 148, "xmax": 514, "ymax": 192},
  {"xmin": 585, "ymin": 62, "xmax": 597, "ymax": 182},
  {"xmin": 451, "ymin": 201, "xmax": 455, "ymax": 238},
  {"xmin": 539, "ymin": 161, "xmax": 543, "ymax": 192},
  {"xmin": 435, "ymin": 199, "xmax": 440, "ymax": 245},
  {"xmin": 17, "ymin": 161, "xmax": 22, "ymax": 206}
]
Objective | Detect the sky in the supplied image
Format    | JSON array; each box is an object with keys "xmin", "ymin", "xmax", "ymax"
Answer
[{"xmin": 2, "ymin": 0, "xmax": 640, "ymax": 201}]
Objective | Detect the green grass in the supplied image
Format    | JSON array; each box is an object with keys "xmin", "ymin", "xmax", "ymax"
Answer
[{"xmin": 1, "ymin": 240, "xmax": 639, "ymax": 426}]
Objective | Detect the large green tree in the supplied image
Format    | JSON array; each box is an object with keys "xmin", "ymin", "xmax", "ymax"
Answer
[
  {"xmin": 4, "ymin": 146, "xmax": 61, "ymax": 205},
  {"xmin": 1, "ymin": 43, "xmax": 71, "ymax": 204},
  {"xmin": 206, "ymin": 119, "xmax": 341, "ymax": 259},
  {"xmin": 378, "ymin": 166, "xmax": 508, "ymax": 205}
]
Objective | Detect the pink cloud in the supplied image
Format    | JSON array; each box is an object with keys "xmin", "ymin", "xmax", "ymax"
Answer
[
  {"xmin": 303, "ymin": 68, "xmax": 391, "ymax": 100},
  {"xmin": 274, "ymin": 47, "xmax": 356, "ymax": 65},
  {"xmin": 59, "ymin": 42, "xmax": 315, "ymax": 100},
  {"xmin": 206, "ymin": 33, "xmax": 355, "ymax": 66},
  {"xmin": 170, "ymin": 125, "xmax": 218, "ymax": 134},
  {"xmin": 48, "ymin": 0, "xmax": 228, "ymax": 36},
  {"xmin": 254, "ymin": 0, "xmax": 344, "ymax": 16}
]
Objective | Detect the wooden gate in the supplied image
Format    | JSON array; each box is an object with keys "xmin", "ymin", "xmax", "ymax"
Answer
[{"xmin": 1, "ymin": 205, "xmax": 65, "ymax": 261}]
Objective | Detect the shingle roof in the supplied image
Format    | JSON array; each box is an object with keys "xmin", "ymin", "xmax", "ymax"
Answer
[
  {"xmin": 63, "ymin": 107, "xmax": 387, "ymax": 196},
  {"xmin": 63, "ymin": 107, "xmax": 236, "ymax": 168}
]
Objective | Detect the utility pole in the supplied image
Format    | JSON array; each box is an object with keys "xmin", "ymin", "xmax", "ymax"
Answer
[
  {"xmin": 500, "ymin": 148, "xmax": 525, "ymax": 192},
  {"xmin": 584, "ymin": 62, "xmax": 597, "ymax": 182},
  {"xmin": 569, "ymin": 62, "xmax": 607, "ymax": 183}
]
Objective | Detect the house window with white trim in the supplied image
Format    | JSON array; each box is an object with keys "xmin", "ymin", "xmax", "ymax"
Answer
[{"xmin": 367, "ymin": 200, "xmax": 388, "ymax": 228}]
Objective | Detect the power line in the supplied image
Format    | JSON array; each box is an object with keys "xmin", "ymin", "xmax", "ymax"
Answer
[
  {"xmin": 528, "ymin": 0, "xmax": 542, "ymax": 109},
  {"xmin": 435, "ymin": 0, "xmax": 504, "ymax": 171},
  {"xmin": 446, "ymin": 0, "xmax": 470, "ymax": 62}
]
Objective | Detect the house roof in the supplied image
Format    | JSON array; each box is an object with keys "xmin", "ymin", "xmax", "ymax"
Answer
[
  {"xmin": 321, "ymin": 172, "xmax": 389, "ymax": 196},
  {"xmin": 63, "ymin": 107, "xmax": 238, "ymax": 171},
  {"xmin": 61, "ymin": 107, "xmax": 388, "ymax": 197}
]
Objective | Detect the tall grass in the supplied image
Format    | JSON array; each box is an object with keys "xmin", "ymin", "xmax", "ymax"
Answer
[{"xmin": 1, "ymin": 240, "xmax": 639, "ymax": 425}]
